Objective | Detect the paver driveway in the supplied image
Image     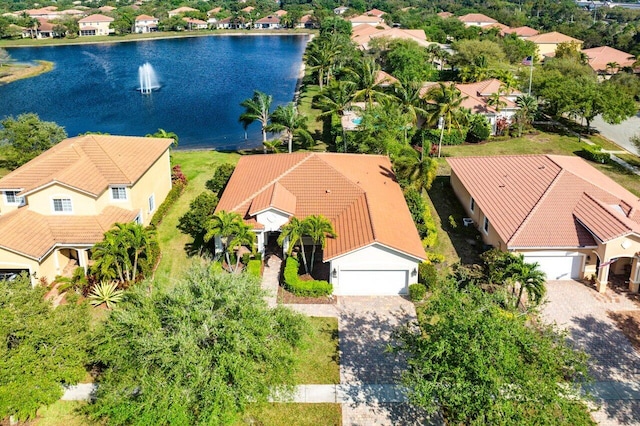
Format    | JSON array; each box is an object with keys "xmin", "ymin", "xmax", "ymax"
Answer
[
  {"xmin": 542, "ymin": 280, "xmax": 640, "ymax": 425},
  {"xmin": 337, "ymin": 296, "xmax": 441, "ymax": 426}
]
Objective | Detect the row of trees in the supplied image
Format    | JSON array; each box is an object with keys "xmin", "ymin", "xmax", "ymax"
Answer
[{"xmin": 278, "ymin": 215, "xmax": 335, "ymax": 275}]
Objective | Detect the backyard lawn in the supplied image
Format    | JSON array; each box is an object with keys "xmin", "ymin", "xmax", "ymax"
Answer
[{"xmin": 153, "ymin": 150, "xmax": 239, "ymax": 290}]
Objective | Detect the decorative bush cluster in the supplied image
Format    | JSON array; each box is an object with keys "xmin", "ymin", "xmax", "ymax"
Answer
[
  {"xmin": 419, "ymin": 262, "xmax": 438, "ymax": 288},
  {"xmin": 247, "ymin": 259, "xmax": 262, "ymax": 278},
  {"xmin": 582, "ymin": 144, "xmax": 610, "ymax": 164},
  {"xmin": 171, "ymin": 164, "xmax": 188, "ymax": 185},
  {"xmin": 150, "ymin": 179, "xmax": 187, "ymax": 227},
  {"xmin": 408, "ymin": 283, "xmax": 427, "ymax": 301},
  {"xmin": 423, "ymin": 128, "xmax": 468, "ymax": 146},
  {"xmin": 283, "ymin": 257, "xmax": 332, "ymax": 297}
]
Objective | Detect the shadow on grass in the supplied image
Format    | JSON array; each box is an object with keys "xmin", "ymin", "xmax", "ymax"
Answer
[{"xmin": 427, "ymin": 176, "xmax": 483, "ymax": 265}]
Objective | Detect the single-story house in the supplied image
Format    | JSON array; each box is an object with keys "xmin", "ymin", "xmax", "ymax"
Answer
[
  {"xmin": 254, "ymin": 15, "xmax": 280, "ymax": 29},
  {"xmin": 527, "ymin": 31, "xmax": 583, "ymax": 59},
  {"xmin": 183, "ymin": 17, "xmax": 207, "ymax": 30},
  {"xmin": 582, "ymin": 46, "xmax": 636, "ymax": 75},
  {"xmin": 448, "ymin": 154, "xmax": 640, "ymax": 293},
  {"xmin": 458, "ymin": 13, "xmax": 498, "ymax": 27},
  {"xmin": 501, "ymin": 25, "xmax": 539, "ymax": 38},
  {"xmin": 437, "ymin": 11, "xmax": 454, "ymax": 19},
  {"xmin": 215, "ymin": 153, "xmax": 426, "ymax": 295},
  {"xmin": 334, "ymin": 6, "xmax": 349, "ymax": 15}
]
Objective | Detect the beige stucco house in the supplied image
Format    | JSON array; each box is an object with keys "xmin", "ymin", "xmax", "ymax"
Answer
[
  {"xmin": 0, "ymin": 135, "xmax": 173, "ymax": 285},
  {"xmin": 527, "ymin": 31, "xmax": 583, "ymax": 59},
  {"xmin": 78, "ymin": 14, "xmax": 114, "ymax": 36},
  {"xmin": 448, "ymin": 155, "xmax": 640, "ymax": 294},
  {"xmin": 216, "ymin": 153, "xmax": 425, "ymax": 296}
]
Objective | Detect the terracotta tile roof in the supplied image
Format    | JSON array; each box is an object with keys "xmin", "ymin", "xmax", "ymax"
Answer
[
  {"xmin": 208, "ymin": 7, "xmax": 222, "ymax": 15},
  {"xmin": 169, "ymin": 6, "xmax": 197, "ymax": 14},
  {"xmin": 486, "ymin": 22, "xmax": 509, "ymax": 31},
  {"xmin": 274, "ymin": 10, "xmax": 288, "ymax": 17},
  {"xmin": 0, "ymin": 206, "xmax": 137, "ymax": 260},
  {"xmin": 216, "ymin": 153, "xmax": 425, "ymax": 261},
  {"xmin": 135, "ymin": 14, "xmax": 157, "ymax": 21},
  {"xmin": 184, "ymin": 17, "xmax": 207, "ymax": 24},
  {"xmin": 502, "ymin": 26, "xmax": 539, "ymax": 37},
  {"xmin": 458, "ymin": 13, "xmax": 497, "ymax": 24},
  {"xmin": 422, "ymin": 79, "xmax": 522, "ymax": 114},
  {"xmin": 527, "ymin": 31, "xmax": 582, "ymax": 44},
  {"xmin": 375, "ymin": 70, "xmax": 398, "ymax": 86},
  {"xmin": 437, "ymin": 12, "xmax": 454, "ymax": 19},
  {"xmin": 448, "ymin": 155, "xmax": 640, "ymax": 249},
  {"xmin": 352, "ymin": 27, "xmax": 432, "ymax": 49},
  {"xmin": 241, "ymin": 6, "xmax": 255, "ymax": 13},
  {"xmin": 350, "ymin": 14, "xmax": 384, "ymax": 23},
  {"xmin": 366, "ymin": 8, "xmax": 386, "ymax": 17},
  {"xmin": 37, "ymin": 19, "xmax": 55, "ymax": 31},
  {"xmin": 582, "ymin": 46, "xmax": 636, "ymax": 72},
  {"xmin": 0, "ymin": 135, "xmax": 172, "ymax": 197},
  {"xmin": 79, "ymin": 14, "xmax": 114, "ymax": 23},
  {"xmin": 256, "ymin": 15, "xmax": 280, "ymax": 24}
]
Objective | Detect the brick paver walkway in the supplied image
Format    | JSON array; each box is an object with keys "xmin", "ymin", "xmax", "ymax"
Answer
[
  {"xmin": 543, "ymin": 280, "xmax": 640, "ymax": 425},
  {"xmin": 260, "ymin": 254, "xmax": 281, "ymax": 308}
]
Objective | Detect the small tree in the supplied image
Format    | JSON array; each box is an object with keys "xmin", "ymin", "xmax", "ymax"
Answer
[
  {"xmin": 239, "ymin": 91, "xmax": 273, "ymax": 153},
  {"xmin": 177, "ymin": 191, "xmax": 219, "ymax": 244},
  {"xmin": 278, "ymin": 217, "xmax": 310, "ymax": 274},
  {"xmin": 0, "ymin": 113, "xmax": 67, "ymax": 169},
  {"xmin": 204, "ymin": 211, "xmax": 251, "ymax": 271},
  {"xmin": 146, "ymin": 128, "xmax": 179, "ymax": 147},
  {"xmin": 303, "ymin": 215, "xmax": 336, "ymax": 274},
  {"xmin": 0, "ymin": 275, "xmax": 90, "ymax": 421},
  {"xmin": 205, "ymin": 163, "xmax": 236, "ymax": 195}
]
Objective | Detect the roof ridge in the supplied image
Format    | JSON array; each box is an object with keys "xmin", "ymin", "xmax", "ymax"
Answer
[
  {"xmin": 579, "ymin": 192, "xmax": 633, "ymax": 234},
  {"xmin": 90, "ymin": 135, "xmax": 131, "ymax": 182},
  {"xmin": 507, "ymin": 163, "xmax": 564, "ymax": 246},
  {"xmin": 229, "ymin": 153, "xmax": 311, "ymax": 212}
]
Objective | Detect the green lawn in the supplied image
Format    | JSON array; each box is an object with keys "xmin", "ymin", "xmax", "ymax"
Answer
[
  {"xmin": 35, "ymin": 401, "xmax": 94, "ymax": 426},
  {"xmin": 616, "ymin": 153, "xmax": 640, "ymax": 168},
  {"xmin": 298, "ymin": 82, "xmax": 322, "ymax": 134},
  {"xmin": 235, "ymin": 403, "xmax": 341, "ymax": 426},
  {"xmin": 153, "ymin": 150, "xmax": 239, "ymax": 290},
  {"xmin": 295, "ymin": 317, "xmax": 340, "ymax": 384}
]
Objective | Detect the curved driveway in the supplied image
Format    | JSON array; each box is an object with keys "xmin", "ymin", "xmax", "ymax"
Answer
[{"xmin": 592, "ymin": 114, "xmax": 640, "ymax": 155}]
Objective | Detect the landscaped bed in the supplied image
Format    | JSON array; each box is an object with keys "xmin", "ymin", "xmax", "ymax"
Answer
[{"xmin": 278, "ymin": 285, "xmax": 336, "ymax": 304}]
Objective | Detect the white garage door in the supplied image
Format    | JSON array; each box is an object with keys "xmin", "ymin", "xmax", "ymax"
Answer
[
  {"xmin": 522, "ymin": 252, "xmax": 583, "ymax": 281},
  {"xmin": 337, "ymin": 270, "xmax": 408, "ymax": 295}
]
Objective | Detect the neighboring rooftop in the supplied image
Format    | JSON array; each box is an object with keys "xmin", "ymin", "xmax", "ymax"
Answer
[
  {"xmin": 502, "ymin": 26, "xmax": 539, "ymax": 37},
  {"xmin": 458, "ymin": 13, "xmax": 498, "ymax": 24},
  {"xmin": 216, "ymin": 153, "xmax": 426, "ymax": 261},
  {"xmin": 527, "ymin": 31, "xmax": 582, "ymax": 44},
  {"xmin": 582, "ymin": 46, "xmax": 636, "ymax": 73},
  {"xmin": 448, "ymin": 155, "xmax": 640, "ymax": 248},
  {"xmin": 0, "ymin": 135, "xmax": 173, "ymax": 197},
  {"xmin": 78, "ymin": 14, "xmax": 114, "ymax": 23}
]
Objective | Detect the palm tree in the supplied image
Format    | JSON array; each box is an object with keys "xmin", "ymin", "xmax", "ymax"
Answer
[
  {"xmin": 487, "ymin": 92, "xmax": 507, "ymax": 113},
  {"xmin": 278, "ymin": 217, "xmax": 310, "ymax": 274},
  {"xmin": 266, "ymin": 103, "xmax": 312, "ymax": 153},
  {"xmin": 313, "ymin": 80, "xmax": 357, "ymax": 118},
  {"xmin": 304, "ymin": 39, "xmax": 336, "ymax": 90},
  {"xmin": 229, "ymin": 224, "xmax": 256, "ymax": 272},
  {"xmin": 606, "ymin": 61, "xmax": 619, "ymax": 75},
  {"xmin": 118, "ymin": 223, "xmax": 156, "ymax": 281},
  {"xmin": 239, "ymin": 91, "xmax": 272, "ymax": 153},
  {"xmin": 204, "ymin": 210, "xmax": 245, "ymax": 271},
  {"xmin": 508, "ymin": 257, "xmax": 546, "ymax": 309},
  {"xmin": 264, "ymin": 139, "xmax": 284, "ymax": 153},
  {"xmin": 303, "ymin": 215, "xmax": 336, "ymax": 274},
  {"xmin": 393, "ymin": 80, "xmax": 428, "ymax": 129},
  {"xmin": 514, "ymin": 95, "xmax": 538, "ymax": 136},
  {"xmin": 394, "ymin": 151, "xmax": 438, "ymax": 193},
  {"xmin": 424, "ymin": 82, "xmax": 468, "ymax": 157},
  {"xmin": 146, "ymin": 128, "xmax": 179, "ymax": 147},
  {"xmin": 350, "ymin": 56, "xmax": 391, "ymax": 107}
]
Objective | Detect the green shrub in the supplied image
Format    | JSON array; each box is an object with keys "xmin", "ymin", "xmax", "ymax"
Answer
[
  {"xmin": 89, "ymin": 281, "xmax": 124, "ymax": 309},
  {"xmin": 150, "ymin": 181, "xmax": 186, "ymax": 227},
  {"xmin": 242, "ymin": 253, "xmax": 252, "ymax": 265},
  {"xmin": 448, "ymin": 215, "xmax": 457, "ymax": 229},
  {"xmin": 247, "ymin": 259, "xmax": 262, "ymax": 278},
  {"xmin": 408, "ymin": 283, "xmax": 427, "ymax": 301},
  {"xmin": 205, "ymin": 163, "xmax": 236, "ymax": 195},
  {"xmin": 582, "ymin": 144, "xmax": 610, "ymax": 164},
  {"xmin": 283, "ymin": 257, "xmax": 332, "ymax": 297},
  {"xmin": 425, "ymin": 252, "xmax": 445, "ymax": 264},
  {"xmin": 419, "ymin": 262, "xmax": 438, "ymax": 288},
  {"xmin": 424, "ymin": 128, "xmax": 468, "ymax": 146},
  {"xmin": 254, "ymin": 252, "xmax": 262, "ymax": 261},
  {"xmin": 466, "ymin": 114, "xmax": 491, "ymax": 143}
]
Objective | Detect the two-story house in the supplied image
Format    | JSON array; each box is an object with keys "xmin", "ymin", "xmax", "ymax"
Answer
[
  {"xmin": 134, "ymin": 15, "xmax": 159, "ymax": 33},
  {"xmin": 78, "ymin": 14, "xmax": 114, "ymax": 36},
  {"xmin": 0, "ymin": 135, "xmax": 173, "ymax": 285}
]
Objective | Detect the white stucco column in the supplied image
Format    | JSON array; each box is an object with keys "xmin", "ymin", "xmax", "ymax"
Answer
[
  {"xmin": 256, "ymin": 231, "xmax": 265, "ymax": 254},
  {"xmin": 629, "ymin": 257, "xmax": 640, "ymax": 294},
  {"xmin": 54, "ymin": 249, "xmax": 60, "ymax": 274},
  {"xmin": 77, "ymin": 249, "xmax": 89, "ymax": 273}
]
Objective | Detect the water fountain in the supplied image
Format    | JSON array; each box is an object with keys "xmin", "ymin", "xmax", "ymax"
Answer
[{"xmin": 138, "ymin": 62, "xmax": 159, "ymax": 94}]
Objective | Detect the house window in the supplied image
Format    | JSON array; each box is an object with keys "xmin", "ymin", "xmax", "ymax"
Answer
[
  {"xmin": 483, "ymin": 217, "xmax": 490, "ymax": 234},
  {"xmin": 4, "ymin": 191, "xmax": 25, "ymax": 206},
  {"xmin": 111, "ymin": 186, "xmax": 127, "ymax": 201},
  {"xmin": 148, "ymin": 194, "xmax": 155, "ymax": 213},
  {"xmin": 52, "ymin": 198, "xmax": 72, "ymax": 213},
  {"xmin": 470, "ymin": 197, "xmax": 475, "ymax": 212}
]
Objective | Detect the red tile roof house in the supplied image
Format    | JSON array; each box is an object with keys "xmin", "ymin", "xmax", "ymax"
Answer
[
  {"xmin": 216, "ymin": 153, "xmax": 426, "ymax": 295},
  {"xmin": 448, "ymin": 155, "xmax": 640, "ymax": 294},
  {"xmin": 457, "ymin": 13, "xmax": 498, "ymax": 27},
  {"xmin": 254, "ymin": 15, "xmax": 281, "ymax": 29},
  {"xmin": 78, "ymin": 14, "xmax": 114, "ymax": 36},
  {"xmin": 582, "ymin": 45, "xmax": 637, "ymax": 75},
  {"xmin": 134, "ymin": 15, "xmax": 159, "ymax": 33}
]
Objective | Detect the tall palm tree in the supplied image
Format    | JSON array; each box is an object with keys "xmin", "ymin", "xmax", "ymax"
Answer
[
  {"xmin": 304, "ymin": 39, "xmax": 336, "ymax": 90},
  {"xmin": 204, "ymin": 210, "xmax": 245, "ymax": 271},
  {"xmin": 393, "ymin": 80, "xmax": 428, "ymax": 129},
  {"xmin": 508, "ymin": 257, "xmax": 546, "ymax": 309},
  {"xmin": 118, "ymin": 223, "xmax": 156, "ymax": 281},
  {"xmin": 303, "ymin": 215, "xmax": 336, "ymax": 274},
  {"xmin": 487, "ymin": 92, "xmax": 507, "ymax": 113},
  {"xmin": 278, "ymin": 217, "xmax": 310, "ymax": 274},
  {"xmin": 239, "ymin": 91, "xmax": 272, "ymax": 153},
  {"xmin": 266, "ymin": 103, "xmax": 312, "ymax": 153},
  {"xmin": 514, "ymin": 95, "xmax": 538, "ymax": 136},
  {"xmin": 424, "ymin": 82, "xmax": 468, "ymax": 157},
  {"xmin": 313, "ymin": 80, "xmax": 357, "ymax": 118},
  {"xmin": 229, "ymin": 224, "xmax": 256, "ymax": 272},
  {"xmin": 350, "ymin": 56, "xmax": 390, "ymax": 107},
  {"xmin": 394, "ymin": 151, "xmax": 438, "ymax": 193}
]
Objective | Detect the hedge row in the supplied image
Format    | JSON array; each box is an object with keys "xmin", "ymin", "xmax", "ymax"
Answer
[
  {"xmin": 150, "ymin": 181, "xmax": 186, "ymax": 227},
  {"xmin": 283, "ymin": 257, "xmax": 332, "ymax": 297},
  {"xmin": 423, "ymin": 129, "xmax": 468, "ymax": 146},
  {"xmin": 581, "ymin": 144, "xmax": 610, "ymax": 164},
  {"xmin": 247, "ymin": 259, "xmax": 262, "ymax": 278}
]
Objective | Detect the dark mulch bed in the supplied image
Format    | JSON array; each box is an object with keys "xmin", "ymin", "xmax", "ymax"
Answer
[
  {"xmin": 277, "ymin": 286, "xmax": 336, "ymax": 305},
  {"xmin": 608, "ymin": 310, "xmax": 640, "ymax": 354}
]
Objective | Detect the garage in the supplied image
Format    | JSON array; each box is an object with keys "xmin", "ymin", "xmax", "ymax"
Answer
[
  {"xmin": 336, "ymin": 270, "xmax": 408, "ymax": 295},
  {"xmin": 522, "ymin": 252, "xmax": 583, "ymax": 281}
]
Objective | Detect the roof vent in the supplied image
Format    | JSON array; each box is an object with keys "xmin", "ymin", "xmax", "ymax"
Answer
[
  {"xmin": 326, "ymin": 189, "xmax": 331, "ymax": 193},
  {"xmin": 539, "ymin": 165, "xmax": 545, "ymax": 170}
]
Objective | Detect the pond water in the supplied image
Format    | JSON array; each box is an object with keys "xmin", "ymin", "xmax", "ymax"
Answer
[{"xmin": 0, "ymin": 35, "xmax": 309, "ymax": 150}]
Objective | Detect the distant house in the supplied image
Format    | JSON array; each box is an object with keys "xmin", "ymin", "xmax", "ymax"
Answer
[
  {"xmin": 56, "ymin": 9, "xmax": 85, "ymax": 18},
  {"xmin": 207, "ymin": 7, "xmax": 222, "ymax": 16},
  {"xmin": 527, "ymin": 31, "xmax": 583, "ymax": 59},
  {"xmin": 349, "ymin": 14, "xmax": 385, "ymax": 27},
  {"xmin": 98, "ymin": 6, "xmax": 116, "ymax": 13},
  {"xmin": 168, "ymin": 6, "xmax": 198, "ymax": 17},
  {"xmin": 422, "ymin": 79, "xmax": 522, "ymax": 134},
  {"xmin": 183, "ymin": 17, "xmax": 207, "ymax": 30},
  {"xmin": 351, "ymin": 25, "xmax": 441, "ymax": 50},
  {"xmin": 296, "ymin": 14, "xmax": 315, "ymax": 29},
  {"xmin": 448, "ymin": 154, "xmax": 640, "ymax": 294},
  {"xmin": 254, "ymin": 15, "xmax": 281, "ymax": 29},
  {"xmin": 24, "ymin": 7, "xmax": 59, "ymax": 20},
  {"xmin": 0, "ymin": 135, "xmax": 173, "ymax": 286},
  {"xmin": 333, "ymin": 6, "xmax": 349, "ymax": 15},
  {"xmin": 501, "ymin": 26, "xmax": 539, "ymax": 39},
  {"xmin": 582, "ymin": 46, "xmax": 636, "ymax": 75},
  {"xmin": 216, "ymin": 153, "xmax": 425, "ymax": 295},
  {"xmin": 485, "ymin": 22, "xmax": 510, "ymax": 33},
  {"xmin": 22, "ymin": 18, "xmax": 57, "ymax": 38},
  {"xmin": 365, "ymin": 8, "xmax": 385, "ymax": 18},
  {"xmin": 241, "ymin": 6, "xmax": 255, "ymax": 13},
  {"xmin": 134, "ymin": 15, "xmax": 159, "ymax": 33},
  {"xmin": 437, "ymin": 11, "xmax": 454, "ymax": 19},
  {"xmin": 274, "ymin": 10, "xmax": 288, "ymax": 17},
  {"xmin": 215, "ymin": 16, "xmax": 249, "ymax": 29},
  {"xmin": 457, "ymin": 13, "xmax": 498, "ymax": 27},
  {"xmin": 78, "ymin": 14, "xmax": 114, "ymax": 36}
]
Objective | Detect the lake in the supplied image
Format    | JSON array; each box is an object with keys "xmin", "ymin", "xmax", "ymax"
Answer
[{"xmin": 0, "ymin": 35, "xmax": 309, "ymax": 150}]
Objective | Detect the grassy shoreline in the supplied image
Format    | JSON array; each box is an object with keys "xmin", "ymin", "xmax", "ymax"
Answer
[
  {"xmin": 0, "ymin": 29, "xmax": 314, "ymax": 48},
  {"xmin": 0, "ymin": 60, "xmax": 54, "ymax": 83}
]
